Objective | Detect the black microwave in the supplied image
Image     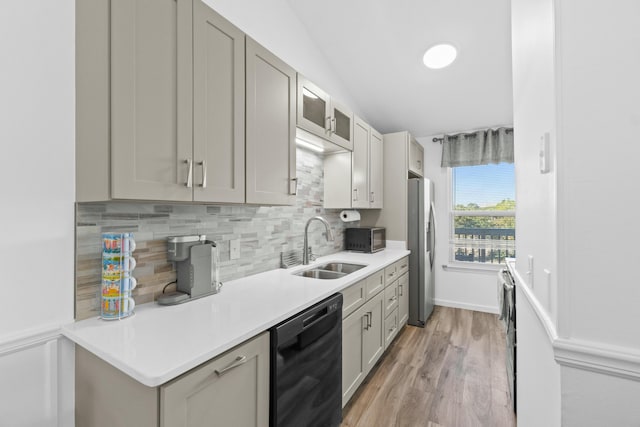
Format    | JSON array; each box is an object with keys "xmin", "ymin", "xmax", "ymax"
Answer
[{"xmin": 345, "ymin": 227, "xmax": 386, "ymax": 253}]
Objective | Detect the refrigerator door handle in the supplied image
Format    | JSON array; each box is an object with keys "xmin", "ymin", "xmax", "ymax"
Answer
[{"xmin": 429, "ymin": 201, "xmax": 436, "ymax": 268}]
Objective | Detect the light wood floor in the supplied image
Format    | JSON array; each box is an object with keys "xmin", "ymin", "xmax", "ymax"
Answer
[{"xmin": 341, "ymin": 306, "xmax": 516, "ymax": 427}]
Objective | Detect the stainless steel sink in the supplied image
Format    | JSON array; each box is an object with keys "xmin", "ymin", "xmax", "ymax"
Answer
[
  {"xmin": 295, "ymin": 269, "xmax": 346, "ymax": 280},
  {"xmin": 293, "ymin": 262, "xmax": 366, "ymax": 280},
  {"xmin": 316, "ymin": 262, "xmax": 366, "ymax": 274}
]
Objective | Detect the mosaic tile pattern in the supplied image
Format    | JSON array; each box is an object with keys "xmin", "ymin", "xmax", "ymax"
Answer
[{"xmin": 75, "ymin": 149, "xmax": 356, "ymax": 320}]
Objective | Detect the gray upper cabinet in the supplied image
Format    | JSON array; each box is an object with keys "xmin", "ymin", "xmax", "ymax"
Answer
[
  {"xmin": 109, "ymin": 0, "xmax": 194, "ymax": 202},
  {"xmin": 408, "ymin": 137, "xmax": 424, "ymax": 177},
  {"xmin": 192, "ymin": 0, "xmax": 245, "ymax": 203},
  {"xmin": 81, "ymin": 0, "xmax": 301, "ymax": 205},
  {"xmin": 369, "ymin": 128, "xmax": 384, "ymax": 208},
  {"xmin": 323, "ymin": 116, "xmax": 383, "ymax": 209},
  {"xmin": 297, "ymin": 75, "xmax": 353, "ymax": 151},
  {"xmin": 245, "ymin": 37, "xmax": 297, "ymax": 205},
  {"xmin": 351, "ymin": 116, "xmax": 370, "ymax": 209}
]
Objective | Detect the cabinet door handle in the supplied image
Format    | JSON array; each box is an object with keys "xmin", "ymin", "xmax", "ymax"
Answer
[
  {"xmin": 185, "ymin": 159, "xmax": 193, "ymax": 188},
  {"xmin": 214, "ymin": 355, "xmax": 247, "ymax": 376},
  {"xmin": 367, "ymin": 311, "xmax": 372, "ymax": 328},
  {"xmin": 325, "ymin": 116, "xmax": 332, "ymax": 133},
  {"xmin": 417, "ymin": 159, "xmax": 422, "ymax": 170},
  {"xmin": 353, "ymin": 188, "xmax": 358, "ymax": 201},
  {"xmin": 399, "ymin": 284, "xmax": 403, "ymax": 296},
  {"xmin": 331, "ymin": 117, "xmax": 336, "ymax": 133},
  {"xmin": 199, "ymin": 160, "xmax": 207, "ymax": 188},
  {"xmin": 290, "ymin": 177, "xmax": 298, "ymax": 195},
  {"xmin": 370, "ymin": 192, "xmax": 374, "ymax": 203},
  {"xmin": 363, "ymin": 313, "xmax": 370, "ymax": 330}
]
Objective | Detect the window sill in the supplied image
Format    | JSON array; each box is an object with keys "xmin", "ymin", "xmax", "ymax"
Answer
[{"xmin": 442, "ymin": 263, "xmax": 503, "ymax": 275}]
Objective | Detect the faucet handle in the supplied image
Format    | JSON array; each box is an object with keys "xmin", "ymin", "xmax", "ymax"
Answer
[{"xmin": 307, "ymin": 246, "xmax": 317, "ymax": 262}]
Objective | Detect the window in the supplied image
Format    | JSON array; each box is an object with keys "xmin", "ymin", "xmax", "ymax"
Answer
[{"xmin": 450, "ymin": 163, "xmax": 515, "ymax": 265}]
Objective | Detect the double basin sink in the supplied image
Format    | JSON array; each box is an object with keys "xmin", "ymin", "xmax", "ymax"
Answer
[{"xmin": 294, "ymin": 262, "xmax": 366, "ymax": 280}]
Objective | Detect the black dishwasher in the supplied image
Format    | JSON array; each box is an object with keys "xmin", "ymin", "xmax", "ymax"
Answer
[{"xmin": 270, "ymin": 293, "xmax": 343, "ymax": 427}]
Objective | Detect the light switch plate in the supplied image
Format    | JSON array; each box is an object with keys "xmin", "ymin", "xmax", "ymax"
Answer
[
  {"xmin": 539, "ymin": 132, "xmax": 550, "ymax": 173},
  {"xmin": 527, "ymin": 255, "xmax": 534, "ymax": 289},
  {"xmin": 230, "ymin": 239, "xmax": 240, "ymax": 260}
]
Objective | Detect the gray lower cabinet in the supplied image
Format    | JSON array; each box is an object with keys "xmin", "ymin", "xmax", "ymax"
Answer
[
  {"xmin": 75, "ymin": 332, "xmax": 270, "ymax": 427},
  {"xmin": 340, "ymin": 259, "xmax": 410, "ymax": 408},
  {"xmin": 341, "ymin": 300, "xmax": 366, "ymax": 406},
  {"xmin": 341, "ymin": 290, "xmax": 384, "ymax": 407},
  {"xmin": 397, "ymin": 271, "xmax": 409, "ymax": 326},
  {"xmin": 245, "ymin": 37, "xmax": 297, "ymax": 205},
  {"xmin": 161, "ymin": 332, "xmax": 270, "ymax": 427},
  {"xmin": 362, "ymin": 291, "xmax": 385, "ymax": 374}
]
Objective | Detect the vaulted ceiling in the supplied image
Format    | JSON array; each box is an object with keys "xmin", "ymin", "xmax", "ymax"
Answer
[{"xmin": 286, "ymin": 0, "xmax": 513, "ymax": 138}]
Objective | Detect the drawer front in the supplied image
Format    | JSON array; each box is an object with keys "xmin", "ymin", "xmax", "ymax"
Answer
[
  {"xmin": 365, "ymin": 270, "xmax": 385, "ymax": 300},
  {"xmin": 342, "ymin": 279, "xmax": 366, "ymax": 319},
  {"xmin": 383, "ymin": 281, "xmax": 398, "ymax": 317},
  {"xmin": 396, "ymin": 257, "xmax": 409, "ymax": 278},
  {"xmin": 384, "ymin": 262, "xmax": 398, "ymax": 286},
  {"xmin": 384, "ymin": 307, "xmax": 399, "ymax": 349}
]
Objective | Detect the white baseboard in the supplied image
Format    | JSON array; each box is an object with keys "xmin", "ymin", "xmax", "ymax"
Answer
[{"xmin": 434, "ymin": 298, "xmax": 499, "ymax": 314}]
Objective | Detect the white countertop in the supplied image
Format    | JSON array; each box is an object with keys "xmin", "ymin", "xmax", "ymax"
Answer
[{"xmin": 62, "ymin": 249, "xmax": 409, "ymax": 387}]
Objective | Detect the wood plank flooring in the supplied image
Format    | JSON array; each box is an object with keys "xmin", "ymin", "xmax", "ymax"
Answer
[{"xmin": 341, "ymin": 306, "xmax": 516, "ymax": 427}]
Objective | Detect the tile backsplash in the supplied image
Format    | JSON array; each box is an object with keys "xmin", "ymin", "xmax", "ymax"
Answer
[{"xmin": 75, "ymin": 148, "xmax": 354, "ymax": 320}]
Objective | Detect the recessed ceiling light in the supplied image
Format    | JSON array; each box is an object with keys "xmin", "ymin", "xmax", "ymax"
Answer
[{"xmin": 423, "ymin": 44, "xmax": 457, "ymax": 69}]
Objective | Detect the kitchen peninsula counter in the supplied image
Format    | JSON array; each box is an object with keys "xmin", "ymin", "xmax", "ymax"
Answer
[{"xmin": 62, "ymin": 249, "xmax": 409, "ymax": 387}]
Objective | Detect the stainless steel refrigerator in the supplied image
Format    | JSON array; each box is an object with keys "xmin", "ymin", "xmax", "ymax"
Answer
[{"xmin": 408, "ymin": 178, "xmax": 435, "ymax": 327}]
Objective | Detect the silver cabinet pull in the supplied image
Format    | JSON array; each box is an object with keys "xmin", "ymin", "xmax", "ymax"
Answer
[
  {"xmin": 214, "ymin": 355, "xmax": 247, "ymax": 376},
  {"xmin": 353, "ymin": 188, "xmax": 358, "ymax": 201},
  {"xmin": 325, "ymin": 116, "xmax": 332, "ymax": 133},
  {"xmin": 199, "ymin": 160, "xmax": 207, "ymax": 188},
  {"xmin": 370, "ymin": 192, "xmax": 374, "ymax": 203},
  {"xmin": 363, "ymin": 313, "xmax": 370, "ymax": 330},
  {"xmin": 331, "ymin": 117, "xmax": 336, "ymax": 133},
  {"xmin": 368, "ymin": 311, "xmax": 372, "ymax": 328},
  {"xmin": 399, "ymin": 284, "xmax": 403, "ymax": 296},
  {"xmin": 417, "ymin": 159, "xmax": 422, "ymax": 170},
  {"xmin": 185, "ymin": 159, "xmax": 193, "ymax": 188},
  {"xmin": 290, "ymin": 177, "xmax": 298, "ymax": 195}
]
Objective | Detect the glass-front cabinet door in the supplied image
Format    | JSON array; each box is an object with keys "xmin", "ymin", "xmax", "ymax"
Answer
[
  {"xmin": 297, "ymin": 75, "xmax": 330, "ymax": 138},
  {"xmin": 296, "ymin": 74, "xmax": 354, "ymax": 151},
  {"xmin": 329, "ymin": 100, "xmax": 353, "ymax": 150}
]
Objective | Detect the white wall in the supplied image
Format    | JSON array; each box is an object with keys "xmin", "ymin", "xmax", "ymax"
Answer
[
  {"xmin": 512, "ymin": 0, "xmax": 640, "ymax": 424},
  {"xmin": 203, "ymin": 0, "xmax": 360, "ymax": 114},
  {"xmin": 0, "ymin": 0, "xmax": 76, "ymax": 424},
  {"xmin": 511, "ymin": 0, "xmax": 558, "ymax": 328},
  {"xmin": 417, "ymin": 136, "xmax": 500, "ymax": 314},
  {"xmin": 555, "ymin": 0, "xmax": 640, "ymax": 348}
]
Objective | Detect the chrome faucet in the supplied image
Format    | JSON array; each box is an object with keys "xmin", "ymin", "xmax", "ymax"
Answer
[{"xmin": 303, "ymin": 216, "xmax": 335, "ymax": 265}]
